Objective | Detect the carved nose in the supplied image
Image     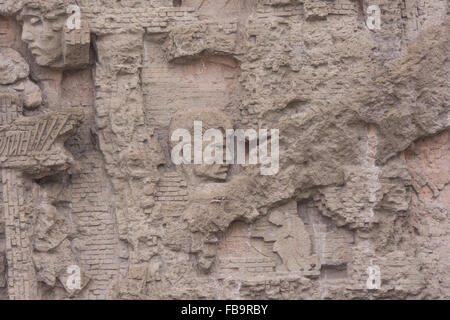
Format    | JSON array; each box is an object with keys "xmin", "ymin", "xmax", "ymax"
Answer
[{"xmin": 21, "ymin": 26, "xmax": 33, "ymax": 43}]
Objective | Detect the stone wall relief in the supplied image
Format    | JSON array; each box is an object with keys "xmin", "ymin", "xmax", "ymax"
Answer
[
  {"xmin": 19, "ymin": 2, "xmax": 90, "ymax": 70},
  {"xmin": 0, "ymin": 1, "xmax": 93, "ymax": 299},
  {"xmin": 146, "ymin": 108, "xmax": 260, "ymax": 290},
  {"xmin": 32, "ymin": 183, "xmax": 89, "ymax": 298}
]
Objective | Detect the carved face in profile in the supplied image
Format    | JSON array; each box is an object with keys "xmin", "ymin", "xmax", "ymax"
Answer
[
  {"xmin": 20, "ymin": 6, "xmax": 66, "ymax": 67},
  {"xmin": 170, "ymin": 109, "xmax": 234, "ymax": 183}
]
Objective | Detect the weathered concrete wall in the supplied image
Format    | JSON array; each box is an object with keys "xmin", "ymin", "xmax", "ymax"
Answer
[{"xmin": 0, "ymin": 0, "xmax": 448, "ymax": 299}]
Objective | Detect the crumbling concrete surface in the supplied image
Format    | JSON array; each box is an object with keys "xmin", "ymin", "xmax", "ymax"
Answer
[{"xmin": 0, "ymin": 0, "xmax": 448, "ymax": 299}]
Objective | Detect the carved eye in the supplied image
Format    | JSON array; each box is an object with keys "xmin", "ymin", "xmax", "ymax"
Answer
[{"xmin": 29, "ymin": 17, "xmax": 41, "ymax": 25}]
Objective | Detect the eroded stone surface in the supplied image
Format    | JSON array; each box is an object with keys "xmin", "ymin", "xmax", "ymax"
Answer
[{"xmin": 0, "ymin": 0, "xmax": 448, "ymax": 300}]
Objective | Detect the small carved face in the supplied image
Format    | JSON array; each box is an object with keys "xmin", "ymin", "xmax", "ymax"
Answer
[
  {"xmin": 21, "ymin": 11, "xmax": 65, "ymax": 67},
  {"xmin": 170, "ymin": 109, "xmax": 234, "ymax": 183},
  {"xmin": 268, "ymin": 210, "xmax": 285, "ymax": 227}
]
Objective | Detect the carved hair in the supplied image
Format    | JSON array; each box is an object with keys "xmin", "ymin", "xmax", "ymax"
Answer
[{"xmin": 18, "ymin": 0, "xmax": 74, "ymax": 20}]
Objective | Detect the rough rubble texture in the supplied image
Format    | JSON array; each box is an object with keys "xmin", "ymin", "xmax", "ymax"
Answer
[{"xmin": 0, "ymin": 0, "xmax": 448, "ymax": 300}]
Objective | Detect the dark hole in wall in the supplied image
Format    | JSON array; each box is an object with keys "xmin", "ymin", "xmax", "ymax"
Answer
[{"xmin": 173, "ymin": 0, "xmax": 182, "ymax": 7}]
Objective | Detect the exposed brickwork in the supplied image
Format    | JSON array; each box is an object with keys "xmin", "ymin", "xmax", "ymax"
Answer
[
  {"xmin": 83, "ymin": 7, "xmax": 198, "ymax": 34},
  {"xmin": 156, "ymin": 172, "xmax": 187, "ymax": 202},
  {"xmin": 71, "ymin": 152, "xmax": 118, "ymax": 299}
]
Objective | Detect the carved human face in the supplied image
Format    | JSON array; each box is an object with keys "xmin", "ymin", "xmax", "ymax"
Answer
[
  {"xmin": 21, "ymin": 11, "xmax": 65, "ymax": 67},
  {"xmin": 123, "ymin": 149, "xmax": 150, "ymax": 178},
  {"xmin": 268, "ymin": 210, "xmax": 285, "ymax": 227},
  {"xmin": 170, "ymin": 109, "xmax": 234, "ymax": 183}
]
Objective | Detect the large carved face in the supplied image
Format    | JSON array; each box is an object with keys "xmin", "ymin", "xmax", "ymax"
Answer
[{"xmin": 20, "ymin": 7, "xmax": 66, "ymax": 67}]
